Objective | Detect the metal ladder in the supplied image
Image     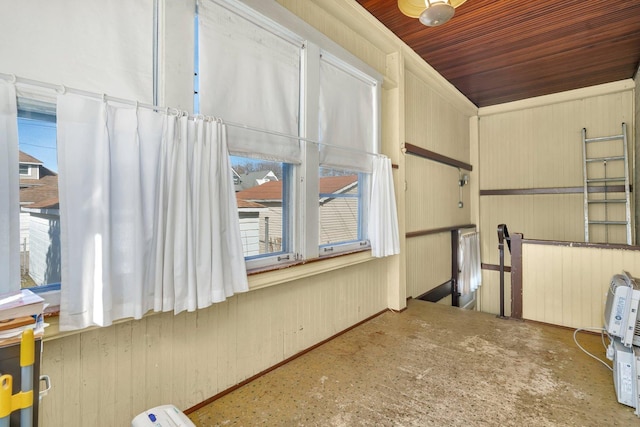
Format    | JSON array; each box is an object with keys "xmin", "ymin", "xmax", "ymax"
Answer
[{"xmin": 581, "ymin": 123, "xmax": 631, "ymax": 245}]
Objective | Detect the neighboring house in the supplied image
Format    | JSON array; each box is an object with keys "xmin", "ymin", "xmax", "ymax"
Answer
[
  {"xmin": 18, "ymin": 151, "xmax": 60, "ymax": 286},
  {"xmin": 236, "ymin": 175, "xmax": 359, "ymax": 254},
  {"xmin": 19, "ymin": 151, "xmax": 56, "ymax": 183},
  {"xmin": 233, "ymin": 170, "xmax": 279, "ymax": 192},
  {"xmin": 318, "ymin": 175, "xmax": 359, "ymax": 245},
  {"xmin": 236, "ymin": 199, "xmax": 268, "ymax": 257}
]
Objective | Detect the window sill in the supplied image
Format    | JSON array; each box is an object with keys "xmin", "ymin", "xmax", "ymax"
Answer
[
  {"xmin": 247, "ymin": 249, "xmax": 374, "ymax": 291},
  {"xmin": 40, "ymin": 249, "xmax": 375, "ymax": 342}
]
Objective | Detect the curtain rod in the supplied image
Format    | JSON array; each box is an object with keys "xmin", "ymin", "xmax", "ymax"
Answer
[{"xmin": 0, "ymin": 72, "xmax": 382, "ymax": 159}]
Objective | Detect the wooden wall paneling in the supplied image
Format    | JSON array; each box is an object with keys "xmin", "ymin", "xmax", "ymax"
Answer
[
  {"xmin": 405, "ymin": 70, "xmax": 433, "ymax": 149},
  {"xmin": 521, "ymin": 243, "xmax": 640, "ymax": 328},
  {"xmin": 222, "ymin": 298, "xmax": 240, "ymax": 392},
  {"xmin": 406, "ymin": 233, "xmax": 451, "ymax": 299},
  {"xmin": 295, "ymin": 280, "xmax": 314, "ymax": 359},
  {"xmin": 276, "ymin": 0, "xmax": 388, "ymax": 75},
  {"xmin": 479, "ymin": 194, "xmax": 586, "ymax": 252},
  {"xmin": 129, "ymin": 317, "xmax": 147, "ymax": 417},
  {"xmin": 236, "ymin": 291, "xmax": 261, "ymax": 378},
  {"xmin": 477, "ymin": 270, "xmax": 510, "ymax": 316},
  {"xmin": 79, "ymin": 329, "xmax": 106, "ymax": 425},
  {"xmin": 169, "ymin": 312, "xmax": 186, "ymax": 407},
  {"xmin": 184, "ymin": 310, "xmax": 205, "ymax": 408},
  {"xmin": 405, "ymin": 156, "xmax": 470, "ymax": 231},
  {"xmin": 479, "ymin": 90, "xmax": 633, "ymax": 191},
  {"xmin": 40, "ymin": 335, "xmax": 81, "ymax": 425},
  {"xmin": 566, "ymin": 246, "xmax": 584, "ymax": 327},
  {"xmin": 209, "ymin": 300, "xmax": 226, "ymax": 394},
  {"xmin": 430, "ymin": 91, "xmax": 470, "ymax": 161},
  {"xmin": 142, "ymin": 314, "xmax": 163, "ymax": 409},
  {"xmin": 62, "ymin": 334, "xmax": 82, "ymax": 425},
  {"xmin": 543, "ymin": 247, "xmax": 563, "ymax": 326},
  {"xmin": 113, "ymin": 322, "xmax": 133, "ymax": 426},
  {"xmin": 161, "ymin": 311, "xmax": 178, "ymax": 406}
]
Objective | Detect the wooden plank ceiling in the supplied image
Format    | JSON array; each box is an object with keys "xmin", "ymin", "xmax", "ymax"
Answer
[{"xmin": 355, "ymin": 0, "xmax": 640, "ymax": 107}]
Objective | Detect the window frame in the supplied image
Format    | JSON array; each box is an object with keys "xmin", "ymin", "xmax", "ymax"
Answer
[
  {"xmin": 318, "ymin": 171, "xmax": 371, "ymax": 256},
  {"xmin": 198, "ymin": 0, "xmax": 382, "ymax": 270},
  {"xmin": 15, "ymin": 101, "xmax": 61, "ymax": 311}
]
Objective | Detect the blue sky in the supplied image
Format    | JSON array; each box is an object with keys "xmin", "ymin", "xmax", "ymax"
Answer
[{"xmin": 18, "ymin": 117, "xmax": 57, "ymax": 172}]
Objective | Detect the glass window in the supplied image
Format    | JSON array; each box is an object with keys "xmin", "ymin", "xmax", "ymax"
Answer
[
  {"xmin": 195, "ymin": 1, "xmax": 381, "ymax": 269},
  {"xmin": 16, "ymin": 112, "xmax": 60, "ymax": 289},
  {"xmin": 319, "ymin": 167, "xmax": 369, "ymax": 255},
  {"xmin": 233, "ymin": 156, "xmax": 293, "ymax": 266}
]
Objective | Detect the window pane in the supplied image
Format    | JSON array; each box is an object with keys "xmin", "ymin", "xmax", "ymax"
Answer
[
  {"xmin": 319, "ymin": 168, "xmax": 362, "ymax": 246},
  {"xmin": 17, "ymin": 115, "xmax": 60, "ymax": 289},
  {"xmin": 233, "ymin": 157, "xmax": 289, "ymax": 258}
]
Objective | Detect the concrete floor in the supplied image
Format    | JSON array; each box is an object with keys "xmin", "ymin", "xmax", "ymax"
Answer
[{"xmin": 188, "ymin": 299, "xmax": 638, "ymax": 426}]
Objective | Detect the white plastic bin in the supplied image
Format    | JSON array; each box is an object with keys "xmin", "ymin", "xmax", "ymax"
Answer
[{"xmin": 131, "ymin": 404, "xmax": 196, "ymax": 427}]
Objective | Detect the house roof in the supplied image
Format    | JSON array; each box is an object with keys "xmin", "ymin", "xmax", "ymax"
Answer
[
  {"xmin": 19, "ymin": 175, "xmax": 58, "ymax": 205},
  {"xmin": 319, "ymin": 175, "xmax": 358, "ymax": 194},
  {"xmin": 237, "ymin": 175, "xmax": 358, "ymax": 201},
  {"xmin": 19, "ymin": 151, "xmax": 43, "ymax": 165},
  {"xmin": 28, "ymin": 197, "xmax": 59, "ymax": 209},
  {"xmin": 235, "ymin": 170, "xmax": 279, "ymax": 191},
  {"xmin": 236, "ymin": 199, "xmax": 266, "ymax": 209},
  {"xmin": 236, "ymin": 179, "xmax": 283, "ymax": 201}
]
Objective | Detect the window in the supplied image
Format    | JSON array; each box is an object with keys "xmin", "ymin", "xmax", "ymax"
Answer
[
  {"xmin": 16, "ymin": 109, "xmax": 60, "ymax": 290},
  {"xmin": 197, "ymin": 0, "xmax": 381, "ymax": 269},
  {"xmin": 19, "ymin": 164, "xmax": 29, "ymax": 175},
  {"xmin": 233, "ymin": 156, "xmax": 294, "ymax": 268},
  {"xmin": 319, "ymin": 168, "xmax": 368, "ymax": 255}
]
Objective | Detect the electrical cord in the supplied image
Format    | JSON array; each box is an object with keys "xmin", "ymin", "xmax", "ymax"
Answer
[{"xmin": 573, "ymin": 327, "xmax": 613, "ymax": 372}]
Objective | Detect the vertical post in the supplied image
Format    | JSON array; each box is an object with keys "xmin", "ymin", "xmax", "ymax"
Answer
[
  {"xmin": 264, "ymin": 217, "xmax": 270, "ymax": 253},
  {"xmin": 0, "ymin": 375, "xmax": 11, "ymax": 427},
  {"xmin": 496, "ymin": 224, "xmax": 509, "ymax": 319},
  {"xmin": 20, "ymin": 328, "xmax": 34, "ymax": 427},
  {"xmin": 510, "ymin": 233, "xmax": 523, "ymax": 319},
  {"xmin": 451, "ymin": 229, "xmax": 459, "ymax": 307}
]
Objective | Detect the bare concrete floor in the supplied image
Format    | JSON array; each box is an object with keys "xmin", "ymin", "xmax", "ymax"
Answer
[{"xmin": 188, "ymin": 299, "xmax": 638, "ymax": 426}]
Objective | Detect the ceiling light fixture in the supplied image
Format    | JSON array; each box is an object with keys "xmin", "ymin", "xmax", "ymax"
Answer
[{"xmin": 398, "ymin": 0, "xmax": 467, "ymax": 27}]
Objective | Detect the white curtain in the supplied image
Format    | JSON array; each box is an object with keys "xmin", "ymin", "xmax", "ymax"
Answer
[
  {"xmin": 0, "ymin": 81, "xmax": 20, "ymax": 294},
  {"xmin": 368, "ymin": 156, "xmax": 400, "ymax": 257},
  {"xmin": 58, "ymin": 93, "xmax": 248, "ymax": 331},
  {"xmin": 198, "ymin": 0, "xmax": 302, "ymax": 163},
  {"xmin": 458, "ymin": 232, "xmax": 482, "ymax": 296},
  {"xmin": 319, "ymin": 55, "xmax": 377, "ymax": 173},
  {"xmin": 0, "ymin": 0, "xmax": 153, "ymax": 103}
]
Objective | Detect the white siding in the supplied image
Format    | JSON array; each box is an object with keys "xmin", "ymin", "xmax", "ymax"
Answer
[
  {"xmin": 238, "ymin": 217, "xmax": 261, "ymax": 256},
  {"xmin": 28, "ymin": 213, "xmax": 61, "ymax": 285},
  {"xmin": 19, "ymin": 212, "xmax": 30, "ymax": 252}
]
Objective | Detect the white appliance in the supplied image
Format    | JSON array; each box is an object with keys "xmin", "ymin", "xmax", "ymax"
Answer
[
  {"xmin": 131, "ymin": 404, "xmax": 195, "ymax": 427},
  {"xmin": 604, "ymin": 272, "xmax": 640, "ymax": 347},
  {"xmin": 609, "ymin": 337, "xmax": 637, "ymax": 408}
]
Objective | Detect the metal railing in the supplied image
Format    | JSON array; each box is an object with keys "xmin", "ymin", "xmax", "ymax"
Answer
[{"xmin": 497, "ymin": 224, "xmax": 511, "ymax": 318}]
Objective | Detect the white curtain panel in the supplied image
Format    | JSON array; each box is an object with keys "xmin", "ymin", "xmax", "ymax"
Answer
[
  {"xmin": 319, "ymin": 57, "xmax": 376, "ymax": 173},
  {"xmin": 198, "ymin": 0, "xmax": 302, "ymax": 163},
  {"xmin": 0, "ymin": 81, "xmax": 20, "ymax": 294},
  {"xmin": 458, "ymin": 232, "xmax": 482, "ymax": 296},
  {"xmin": 0, "ymin": 0, "xmax": 153, "ymax": 103},
  {"xmin": 368, "ymin": 156, "xmax": 400, "ymax": 257},
  {"xmin": 58, "ymin": 93, "xmax": 248, "ymax": 331}
]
